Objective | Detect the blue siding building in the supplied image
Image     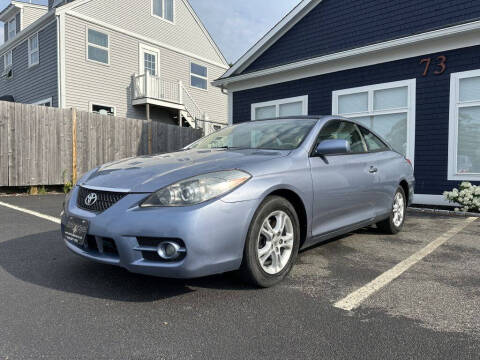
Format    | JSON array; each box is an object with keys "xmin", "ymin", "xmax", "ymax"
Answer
[{"xmin": 214, "ymin": 0, "xmax": 480, "ymax": 205}]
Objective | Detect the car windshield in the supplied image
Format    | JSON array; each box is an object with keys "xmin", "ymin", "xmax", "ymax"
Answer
[{"xmin": 189, "ymin": 119, "xmax": 317, "ymax": 151}]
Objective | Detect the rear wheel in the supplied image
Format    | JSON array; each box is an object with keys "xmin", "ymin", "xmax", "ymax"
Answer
[
  {"xmin": 240, "ymin": 196, "xmax": 300, "ymax": 288},
  {"xmin": 377, "ymin": 186, "xmax": 406, "ymax": 234}
]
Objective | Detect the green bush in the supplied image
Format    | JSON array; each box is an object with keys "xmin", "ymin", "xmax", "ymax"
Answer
[{"xmin": 443, "ymin": 182, "xmax": 480, "ymax": 213}]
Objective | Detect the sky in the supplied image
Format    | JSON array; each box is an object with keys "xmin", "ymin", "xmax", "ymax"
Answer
[{"xmin": 0, "ymin": 0, "xmax": 301, "ymax": 62}]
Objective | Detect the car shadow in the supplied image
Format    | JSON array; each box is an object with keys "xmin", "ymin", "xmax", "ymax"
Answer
[{"xmin": 0, "ymin": 230, "xmax": 255, "ymax": 303}]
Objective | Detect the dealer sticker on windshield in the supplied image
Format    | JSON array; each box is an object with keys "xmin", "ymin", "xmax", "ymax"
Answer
[{"xmin": 63, "ymin": 216, "xmax": 89, "ymax": 246}]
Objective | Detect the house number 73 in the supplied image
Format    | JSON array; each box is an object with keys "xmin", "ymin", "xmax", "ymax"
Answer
[{"xmin": 420, "ymin": 56, "xmax": 447, "ymax": 77}]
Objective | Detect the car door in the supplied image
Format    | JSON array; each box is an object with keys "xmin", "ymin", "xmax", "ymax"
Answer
[
  {"xmin": 358, "ymin": 125, "xmax": 402, "ymax": 217},
  {"xmin": 308, "ymin": 120, "xmax": 377, "ymax": 237}
]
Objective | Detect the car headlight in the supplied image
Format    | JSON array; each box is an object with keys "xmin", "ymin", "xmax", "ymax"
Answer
[{"xmin": 140, "ymin": 170, "xmax": 251, "ymax": 207}]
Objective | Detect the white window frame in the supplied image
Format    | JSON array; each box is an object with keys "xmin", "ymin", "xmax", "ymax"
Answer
[
  {"xmin": 151, "ymin": 0, "xmax": 175, "ymax": 24},
  {"xmin": 7, "ymin": 17, "xmax": 16, "ymax": 41},
  {"xmin": 332, "ymin": 79, "xmax": 416, "ymax": 165},
  {"xmin": 3, "ymin": 50, "xmax": 12, "ymax": 72},
  {"xmin": 139, "ymin": 44, "xmax": 160, "ymax": 76},
  {"xmin": 190, "ymin": 61, "xmax": 208, "ymax": 91},
  {"xmin": 86, "ymin": 27, "xmax": 110, "ymax": 66},
  {"xmin": 33, "ymin": 97, "xmax": 53, "ymax": 106},
  {"xmin": 28, "ymin": 32, "xmax": 40, "ymax": 68},
  {"xmin": 448, "ymin": 69, "xmax": 480, "ymax": 181},
  {"xmin": 251, "ymin": 95, "xmax": 309, "ymax": 121},
  {"xmin": 89, "ymin": 102, "xmax": 116, "ymax": 116}
]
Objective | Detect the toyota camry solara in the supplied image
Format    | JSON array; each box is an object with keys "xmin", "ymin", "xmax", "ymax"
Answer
[{"xmin": 61, "ymin": 116, "xmax": 414, "ymax": 287}]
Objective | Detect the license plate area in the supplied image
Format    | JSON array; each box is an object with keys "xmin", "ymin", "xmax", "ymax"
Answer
[{"xmin": 63, "ymin": 216, "xmax": 89, "ymax": 246}]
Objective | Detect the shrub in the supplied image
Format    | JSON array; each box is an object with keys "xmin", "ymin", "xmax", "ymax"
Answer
[{"xmin": 443, "ymin": 182, "xmax": 480, "ymax": 213}]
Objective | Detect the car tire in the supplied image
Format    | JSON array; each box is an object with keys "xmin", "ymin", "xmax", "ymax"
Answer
[
  {"xmin": 377, "ymin": 186, "xmax": 407, "ymax": 234},
  {"xmin": 240, "ymin": 196, "xmax": 301, "ymax": 288}
]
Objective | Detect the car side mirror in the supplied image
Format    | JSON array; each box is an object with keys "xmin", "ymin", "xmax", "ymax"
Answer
[{"xmin": 315, "ymin": 139, "xmax": 350, "ymax": 156}]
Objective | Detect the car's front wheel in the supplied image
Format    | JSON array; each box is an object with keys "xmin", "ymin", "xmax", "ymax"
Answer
[
  {"xmin": 240, "ymin": 196, "xmax": 300, "ymax": 288},
  {"xmin": 377, "ymin": 186, "xmax": 407, "ymax": 234}
]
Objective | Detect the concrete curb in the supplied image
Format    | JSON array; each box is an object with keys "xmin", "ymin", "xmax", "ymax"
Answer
[{"xmin": 408, "ymin": 207, "xmax": 480, "ymax": 218}]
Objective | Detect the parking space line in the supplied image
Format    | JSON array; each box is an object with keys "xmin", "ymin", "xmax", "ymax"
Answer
[
  {"xmin": 334, "ymin": 217, "xmax": 478, "ymax": 311},
  {"xmin": 0, "ymin": 200, "xmax": 61, "ymax": 224}
]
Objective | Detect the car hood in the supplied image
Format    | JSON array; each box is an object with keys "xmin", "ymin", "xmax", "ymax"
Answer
[{"xmin": 80, "ymin": 148, "xmax": 289, "ymax": 193}]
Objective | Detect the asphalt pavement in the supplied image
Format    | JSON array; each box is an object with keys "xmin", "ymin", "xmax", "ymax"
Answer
[{"xmin": 0, "ymin": 194, "xmax": 479, "ymax": 359}]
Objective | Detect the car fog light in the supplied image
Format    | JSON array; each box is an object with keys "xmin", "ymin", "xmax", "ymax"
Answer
[{"xmin": 157, "ymin": 241, "xmax": 181, "ymax": 260}]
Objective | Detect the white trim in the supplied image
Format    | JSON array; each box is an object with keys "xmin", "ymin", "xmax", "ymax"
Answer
[
  {"xmin": 412, "ymin": 194, "xmax": 456, "ymax": 207},
  {"xmin": 151, "ymin": 0, "xmax": 175, "ymax": 25},
  {"xmin": 215, "ymin": 20, "xmax": 480, "ymax": 88},
  {"xmin": 139, "ymin": 43, "xmax": 160, "ymax": 76},
  {"xmin": 57, "ymin": 13, "xmax": 66, "ymax": 108},
  {"xmin": 89, "ymin": 102, "xmax": 116, "ymax": 116},
  {"xmin": 86, "ymin": 26, "xmax": 110, "ymax": 66},
  {"xmin": 228, "ymin": 90, "xmax": 233, "ymax": 126},
  {"xmin": 223, "ymin": 0, "xmax": 321, "ymax": 79},
  {"xmin": 332, "ymin": 79, "xmax": 416, "ymax": 166},
  {"xmin": 27, "ymin": 32, "xmax": 39, "ymax": 68},
  {"xmin": 190, "ymin": 61, "xmax": 208, "ymax": 91},
  {"xmin": 251, "ymin": 95, "xmax": 308, "ymax": 121},
  {"xmin": 33, "ymin": 97, "xmax": 53, "ymax": 106},
  {"xmin": 448, "ymin": 69, "xmax": 480, "ymax": 181},
  {"xmin": 66, "ymin": 11, "xmax": 228, "ymax": 69}
]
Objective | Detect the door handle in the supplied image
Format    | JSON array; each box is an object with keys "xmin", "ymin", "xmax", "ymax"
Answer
[{"xmin": 369, "ymin": 166, "xmax": 378, "ymax": 174}]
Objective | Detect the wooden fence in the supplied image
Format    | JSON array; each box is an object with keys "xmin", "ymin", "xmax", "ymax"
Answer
[{"xmin": 0, "ymin": 101, "xmax": 202, "ymax": 187}]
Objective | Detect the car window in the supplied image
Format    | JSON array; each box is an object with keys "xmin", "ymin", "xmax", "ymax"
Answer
[
  {"xmin": 358, "ymin": 126, "xmax": 390, "ymax": 152},
  {"xmin": 316, "ymin": 120, "xmax": 367, "ymax": 154}
]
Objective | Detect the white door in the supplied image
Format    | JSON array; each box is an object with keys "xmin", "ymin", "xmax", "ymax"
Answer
[{"xmin": 139, "ymin": 44, "xmax": 160, "ymax": 98}]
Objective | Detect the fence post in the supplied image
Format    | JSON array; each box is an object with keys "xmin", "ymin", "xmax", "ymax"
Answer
[{"xmin": 72, "ymin": 107, "xmax": 78, "ymax": 184}]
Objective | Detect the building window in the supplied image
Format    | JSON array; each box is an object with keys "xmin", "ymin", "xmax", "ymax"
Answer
[
  {"xmin": 3, "ymin": 50, "xmax": 12, "ymax": 76},
  {"xmin": 90, "ymin": 103, "xmax": 115, "ymax": 116},
  {"xmin": 144, "ymin": 52, "xmax": 157, "ymax": 76},
  {"xmin": 87, "ymin": 28, "xmax": 109, "ymax": 65},
  {"xmin": 251, "ymin": 95, "xmax": 309, "ymax": 120},
  {"xmin": 7, "ymin": 17, "xmax": 16, "ymax": 40},
  {"xmin": 33, "ymin": 97, "xmax": 52, "ymax": 107},
  {"xmin": 28, "ymin": 33, "xmax": 40, "ymax": 67},
  {"xmin": 190, "ymin": 62, "xmax": 207, "ymax": 90},
  {"xmin": 152, "ymin": 0, "xmax": 174, "ymax": 23},
  {"xmin": 448, "ymin": 70, "xmax": 480, "ymax": 180},
  {"xmin": 332, "ymin": 79, "xmax": 416, "ymax": 163}
]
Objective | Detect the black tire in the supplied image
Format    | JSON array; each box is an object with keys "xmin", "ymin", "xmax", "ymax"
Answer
[
  {"xmin": 377, "ymin": 186, "xmax": 407, "ymax": 234},
  {"xmin": 240, "ymin": 196, "xmax": 301, "ymax": 288}
]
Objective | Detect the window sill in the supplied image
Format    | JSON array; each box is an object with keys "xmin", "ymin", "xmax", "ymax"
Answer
[
  {"xmin": 86, "ymin": 58, "xmax": 110, "ymax": 67},
  {"xmin": 151, "ymin": 14, "xmax": 175, "ymax": 25},
  {"xmin": 448, "ymin": 174, "xmax": 480, "ymax": 182},
  {"xmin": 28, "ymin": 62, "xmax": 40, "ymax": 69}
]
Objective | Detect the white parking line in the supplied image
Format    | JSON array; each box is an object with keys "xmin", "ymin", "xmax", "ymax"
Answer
[
  {"xmin": 0, "ymin": 200, "xmax": 61, "ymax": 224},
  {"xmin": 334, "ymin": 217, "xmax": 478, "ymax": 311}
]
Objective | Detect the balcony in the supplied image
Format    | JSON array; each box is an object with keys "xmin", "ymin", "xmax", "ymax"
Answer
[{"xmin": 132, "ymin": 74, "xmax": 204, "ymax": 127}]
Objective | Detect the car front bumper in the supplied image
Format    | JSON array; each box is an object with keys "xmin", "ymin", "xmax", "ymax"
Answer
[{"xmin": 62, "ymin": 186, "xmax": 258, "ymax": 279}]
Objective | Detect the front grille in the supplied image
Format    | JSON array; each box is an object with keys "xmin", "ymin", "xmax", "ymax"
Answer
[{"xmin": 77, "ymin": 187, "xmax": 127, "ymax": 213}]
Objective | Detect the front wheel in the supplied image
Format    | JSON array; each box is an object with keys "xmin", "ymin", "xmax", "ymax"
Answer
[
  {"xmin": 240, "ymin": 196, "xmax": 300, "ymax": 288},
  {"xmin": 377, "ymin": 186, "xmax": 406, "ymax": 234}
]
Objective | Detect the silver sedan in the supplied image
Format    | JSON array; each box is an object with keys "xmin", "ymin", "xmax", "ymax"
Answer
[{"xmin": 61, "ymin": 117, "xmax": 414, "ymax": 287}]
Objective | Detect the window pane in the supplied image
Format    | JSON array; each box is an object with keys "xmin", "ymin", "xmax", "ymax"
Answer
[
  {"xmin": 371, "ymin": 113, "xmax": 408, "ymax": 156},
  {"xmin": 279, "ymin": 101, "xmax": 303, "ymax": 117},
  {"xmin": 191, "ymin": 63, "xmax": 207, "ymax": 77},
  {"xmin": 164, "ymin": 0, "xmax": 174, "ymax": 21},
  {"xmin": 191, "ymin": 75, "xmax": 207, "ymax": 89},
  {"xmin": 255, "ymin": 105, "xmax": 276, "ymax": 120},
  {"xmin": 359, "ymin": 126, "xmax": 389, "ymax": 152},
  {"xmin": 459, "ymin": 77, "xmax": 480, "ymax": 102},
  {"xmin": 30, "ymin": 35, "xmax": 38, "ymax": 50},
  {"xmin": 92, "ymin": 104, "xmax": 114, "ymax": 115},
  {"xmin": 88, "ymin": 46, "xmax": 108, "ymax": 64},
  {"xmin": 457, "ymin": 106, "xmax": 480, "ymax": 174},
  {"xmin": 88, "ymin": 29, "xmax": 108, "ymax": 47},
  {"xmin": 354, "ymin": 116, "xmax": 374, "ymax": 129},
  {"xmin": 317, "ymin": 121, "xmax": 366, "ymax": 153},
  {"xmin": 338, "ymin": 92, "xmax": 368, "ymax": 114},
  {"xmin": 144, "ymin": 53, "xmax": 156, "ymax": 75},
  {"xmin": 30, "ymin": 52, "xmax": 39, "ymax": 65},
  {"xmin": 153, "ymin": 0, "xmax": 163, "ymax": 17},
  {"xmin": 374, "ymin": 87, "xmax": 408, "ymax": 110}
]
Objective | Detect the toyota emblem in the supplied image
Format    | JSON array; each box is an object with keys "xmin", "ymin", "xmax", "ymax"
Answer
[{"xmin": 85, "ymin": 193, "xmax": 98, "ymax": 206}]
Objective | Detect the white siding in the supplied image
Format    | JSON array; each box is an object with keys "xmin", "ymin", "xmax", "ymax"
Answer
[
  {"xmin": 64, "ymin": 15, "xmax": 227, "ymax": 124},
  {"xmin": 71, "ymin": 0, "xmax": 226, "ymax": 66},
  {"xmin": 22, "ymin": 7, "xmax": 48, "ymax": 30}
]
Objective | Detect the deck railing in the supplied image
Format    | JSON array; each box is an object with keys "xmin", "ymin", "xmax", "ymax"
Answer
[{"xmin": 132, "ymin": 74, "xmax": 181, "ymax": 104}]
